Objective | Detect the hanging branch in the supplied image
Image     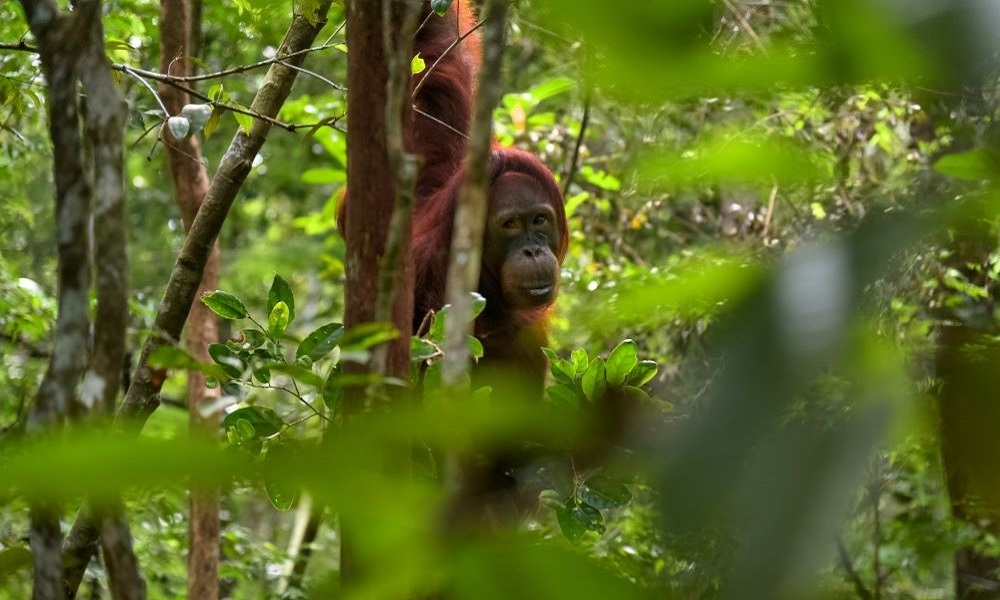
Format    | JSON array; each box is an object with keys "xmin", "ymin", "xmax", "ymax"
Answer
[{"xmin": 441, "ymin": 0, "xmax": 509, "ymax": 387}]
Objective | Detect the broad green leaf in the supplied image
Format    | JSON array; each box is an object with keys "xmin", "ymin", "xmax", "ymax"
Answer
[
  {"xmin": 546, "ymin": 383, "xmax": 579, "ymax": 409},
  {"xmin": 626, "ymin": 360, "xmax": 658, "ymax": 387},
  {"xmin": 556, "ymin": 502, "xmax": 605, "ymax": 541},
  {"xmin": 267, "ymin": 275, "xmax": 296, "ymax": 324},
  {"xmin": 223, "ymin": 406, "xmax": 284, "ymax": 439},
  {"xmin": 934, "ymin": 148, "xmax": 1000, "ymax": 181},
  {"xmin": 201, "ymin": 290, "xmax": 248, "ymax": 319},
  {"xmin": 606, "ymin": 339, "xmax": 638, "ymax": 386},
  {"xmin": 268, "ymin": 301, "xmax": 290, "ymax": 338},
  {"xmin": 581, "ymin": 358, "xmax": 607, "ymax": 401},
  {"xmin": 208, "ymin": 343, "xmax": 245, "ymax": 379},
  {"xmin": 571, "ymin": 348, "xmax": 589, "ymax": 375},
  {"xmin": 550, "ymin": 359, "xmax": 576, "ymax": 386},
  {"xmin": 233, "ymin": 109, "xmax": 252, "ymax": 133},
  {"xmin": 296, "ymin": 322, "xmax": 344, "ymax": 361},
  {"xmin": 580, "ymin": 475, "xmax": 633, "ymax": 509},
  {"xmin": 526, "ymin": 77, "xmax": 575, "ymax": 105}
]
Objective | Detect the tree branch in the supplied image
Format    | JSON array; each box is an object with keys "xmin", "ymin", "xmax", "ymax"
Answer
[
  {"xmin": 441, "ymin": 0, "xmax": 508, "ymax": 386},
  {"xmin": 59, "ymin": 4, "xmax": 336, "ymax": 596}
]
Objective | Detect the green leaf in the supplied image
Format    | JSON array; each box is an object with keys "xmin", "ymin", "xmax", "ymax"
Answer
[
  {"xmin": 430, "ymin": 0, "xmax": 452, "ymax": 16},
  {"xmin": 541, "ymin": 347, "xmax": 559, "ymax": 363},
  {"xmin": 233, "ymin": 109, "xmax": 252, "ymax": 133},
  {"xmin": 208, "ymin": 343, "xmax": 246, "ymax": 379},
  {"xmin": 571, "ymin": 349, "xmax": 589, "ymax": 375},
  {"xmin": 526, "ymin": 77, "xmax": 576, "ymax": 105},
  {"xmin": 581, "ymin": 358, "xmax": 607, "ymax": 401},
  {"xmin": 606, "ymin": 339, "xmax": 638, "ymax": 386},
  {"xmin": 470, "ymin": 292, "xmax": 487, "ymax": 318},
  {"xmin": 201, "ymin": 291, "xmax": 248, "ymax": 319},
  {"xmin": 546, "ymin": 383, "xmax": 580, "ymax": 409},
  {"xmin": 267, "ymin": 275, "xmax": 296, "ymax": 324},
  {"xmin": 556, "ymin": 502, "xmax": 605, "ymax": 541},
  {"xmin": 411, "ymin": 53, "xmax": 426, "ymax": 75},
  {"xmin": 468, "ymin": 335, "xmax": 484, "ymax": 360},
  {"xmin": 296, "ymin": 322, "xmax": 344, "ymax": 361},
  {"xmin": 580, "ymin": 475, "xmax": 633, "ymax": 509},
  {"xmin": 253, "ymin": 365, "xmax": 271, "ymax": 384},
  {"xmin": 264, "ymin": 442, "xmax": 299, "ymax": 510},
  {"xmin": 411, "ymin": 337, "xmax": 440, "ymax": 362},
  {"xmin": 550, "ymin": 359, "xmax": 576, "ymax": 386},
  {"xmin": 934, "ymin": 148, "xmax": 1000, "ymax": 181},
  {"xmin": 223, "ymin": 406, "xmax": 284, "ymax": 439},
  {"xmin": 626, "ymin": 360, "xmax": 658, "ymax": 386},
  {"xmin": 268, "ymin": 301, "xmax": 290, "ymax": 338}
]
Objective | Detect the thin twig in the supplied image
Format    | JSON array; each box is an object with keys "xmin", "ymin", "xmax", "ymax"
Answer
[
  {"xmin": 562, "ymin": 94, "xmax": 591, "ymax": 197},
  {"xmin": 116, "ymin": 43, "xmax": 339, "ymax": 84},
  {"xmin": 836, "ymin": 537, "xmax": 875, "ymax": 600},
  {"xmin": 413, "ymin": 106, "xmax": 470, "ymax": 140},
  {"xmin": 411, "ymin": 17, "xmax": 486, "ymax": 98},
  {"xmin": 277, "ymin": 59, "xmax": 345, "ymax": 91},
  {"xmin": 761, "ymin": 183, "xmax": 778, "ymax": 241},
  {"xmin": 0, "ymin": 41, "xmax": 37, "ymax": 52},
  {"xmin": 721, "ymin": 0, "xmax": 767, "ymax": 54}
]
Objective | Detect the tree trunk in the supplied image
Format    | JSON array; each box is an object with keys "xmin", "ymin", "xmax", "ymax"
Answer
[
  {"xmin": 340, "ymin": 0, "xmax": 417, "ymax": 584},
  {"xmin": 937, "ymin": 322, "xmax": 1000, "ymax": 599},
  {"xmin": 158, "ymin": 0, "xmax": 221, "ymax": 598}
]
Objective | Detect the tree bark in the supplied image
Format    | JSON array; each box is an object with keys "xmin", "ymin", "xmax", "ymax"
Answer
[
  {"xmin": 16, "ymin": 1, "xmax": 131, "ymax": 598},
  {"xmin": 340, "ymin": 0, "xmax": 418, "ymax": 584},
  {"xmin": 158, "ymin": 0, "xmax": 221, "ymax": 597},
  {"xmin": 59, "ymin": 4, "xmax": 334, "ymax": 597}
]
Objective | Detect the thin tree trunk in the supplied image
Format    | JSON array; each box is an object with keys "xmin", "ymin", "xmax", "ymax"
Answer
[
  {"xmin": 21, "ymin": 0, "xmax": 131, "ymax": 600},
  {"xmin": 341, "ymin": 0, "xmax": 418, "ymax": 584},
  {"xmin": 158, "ymin": 0, "xmax": 221, "ymax": 597}
]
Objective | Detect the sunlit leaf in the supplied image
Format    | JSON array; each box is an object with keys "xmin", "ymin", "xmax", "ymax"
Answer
[
  {"xmin": 605, "ymin": 339, "xmax": 638, "ymax": 386},
  {"xmin": 267, "ymin": 275, "xmax": 296, "ymax": 324},
  {"xmin": 201, "ymin": 290, "xmax": 249, "ymax": 319}
]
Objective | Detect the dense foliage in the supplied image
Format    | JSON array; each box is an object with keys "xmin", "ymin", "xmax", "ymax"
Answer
[{"xmin": 3, "ymin": 1, "xmax": 1000, "ymax": 599}]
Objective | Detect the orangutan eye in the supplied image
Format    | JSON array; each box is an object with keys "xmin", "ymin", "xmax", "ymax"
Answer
[
  {"xmin": 502, "ymin": 219, "xmax": 518, "ymax": 230},
  {"xmin": 533, "ymin": 214, "xmax": 548, "ymax": 226}
]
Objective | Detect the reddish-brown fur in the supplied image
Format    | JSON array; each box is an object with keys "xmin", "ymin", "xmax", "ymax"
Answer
[{"xmin": 343, "ymin": 0, "xmax": 568, "ymax": 391}]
